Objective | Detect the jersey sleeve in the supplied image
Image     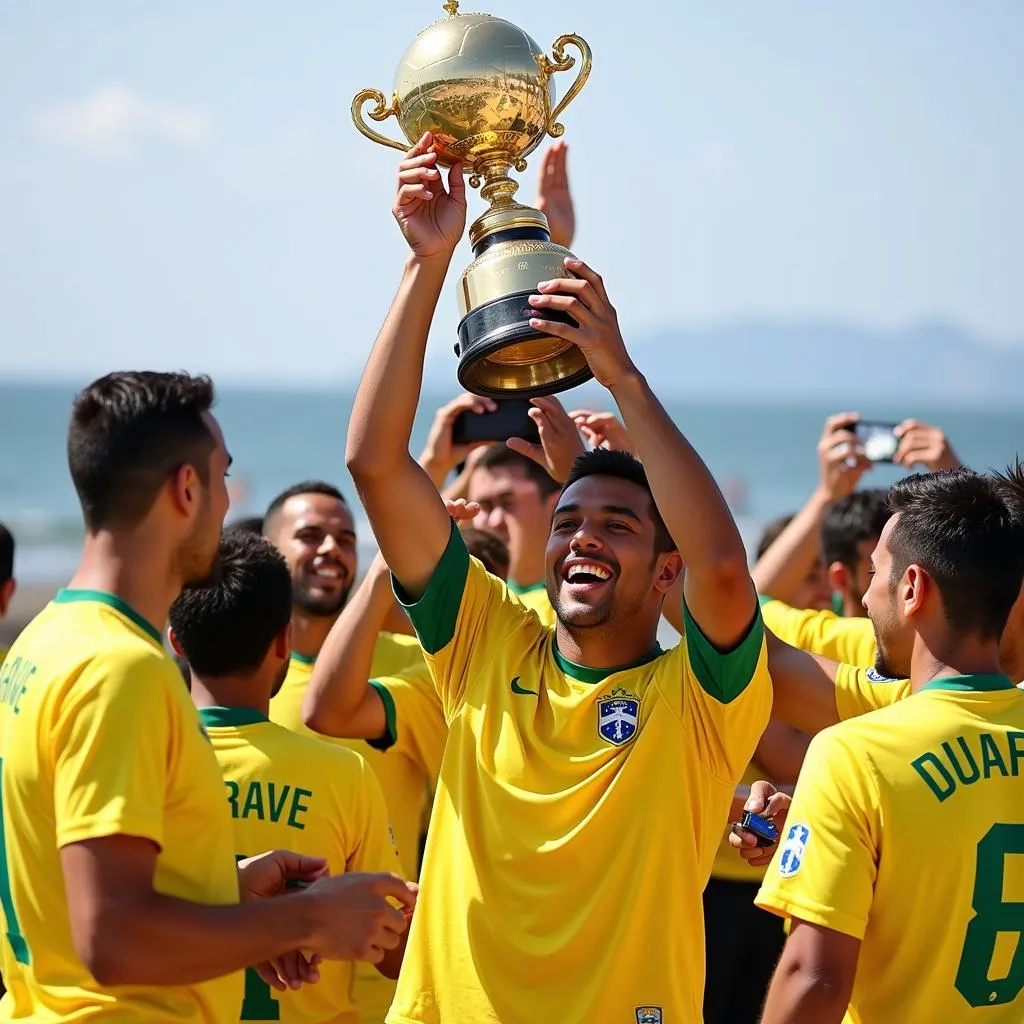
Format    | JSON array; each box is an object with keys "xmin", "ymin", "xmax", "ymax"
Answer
[
  {"xmin": 755, "ymin": 726, "xmax": 879, "ymax": 940},
  {"xmin": 368, "ymin": 666, "xmax": 447, "ymax": 790},
  {"xmin": 834, "ymin": 664, "xmax": 912, "ymax": 721},
  {"xmin": 345, "ymin": 756, "xmax": 403, "ymax": 877},
  {"xmin": 49, "ymin": 651, "xmax": 177, "ymax": 849},
  {"xmin": 394, "ymin": 521, "xmax": 541, "ymax": 718},
  {"xmin": 678, "ymin": 600, "xmax": 772, "ymax": 784},
  {"xmin": 761, "ymin": 598, "xmax": 877, "ymax": 667}
]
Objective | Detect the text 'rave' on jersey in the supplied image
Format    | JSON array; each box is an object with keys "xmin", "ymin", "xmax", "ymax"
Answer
[
  {"xmin": 201, "ymin": 705, "xmax": 402, "ymax": 1024},
  {"xmin": 757, "ymin": 675, "xmax": 1024, "ymax": 1023},
  {"xmin": 386, "ymin": 524, "xmax": 772, "ymax": 1024}
]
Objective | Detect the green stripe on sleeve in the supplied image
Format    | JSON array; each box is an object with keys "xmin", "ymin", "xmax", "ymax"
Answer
[
  {"xmin": 392, "ymin": 521, "xmax": 470, "ymax": 655},
  {"xmin": 683, "ymin": 602, "xmax": 765, "ymax": 704},
  {"xmin": 366, "ymin": 680, "xmax": 398, "ymax": 752}
]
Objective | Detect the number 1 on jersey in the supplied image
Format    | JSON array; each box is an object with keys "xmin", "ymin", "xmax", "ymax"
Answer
[
  {"xmin": 955, "ymin": 823, "xmax": 1024, "ymax": 1007},
  {"xmin": 241, "ymin": 965, "xmax": 281, "ymax": 1021},
  {"xmin": 0, "ymin": 758, "xmax": 30, "ymax": 963}
]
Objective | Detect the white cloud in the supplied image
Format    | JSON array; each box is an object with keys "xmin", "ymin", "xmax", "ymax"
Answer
[{"xmin": 37, "ymin": 85, "xmax": 212, "ymax": 156}]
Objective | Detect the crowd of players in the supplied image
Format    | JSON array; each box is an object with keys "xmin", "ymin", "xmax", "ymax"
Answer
[{"xmin": 0, "ymin": 133, "xmax": 1021, "ymax": 1024}]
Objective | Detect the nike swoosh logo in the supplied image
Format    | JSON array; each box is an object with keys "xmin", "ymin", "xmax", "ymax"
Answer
[{"xmin": 510, "ymin": 676, "xmax": 539, "ymax": 696}]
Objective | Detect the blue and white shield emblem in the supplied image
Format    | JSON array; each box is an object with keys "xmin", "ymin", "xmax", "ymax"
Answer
[
  {"xmin": 598, "ymin": 692, "xmax": 640, "ymax": 746},
  {"xmin": 635, "ymin": 1008, "xmax": 662, "ymax": 1024},
  {"xmin": 778, "ymin": 822, "xmax": 811, "ymax": 878}
]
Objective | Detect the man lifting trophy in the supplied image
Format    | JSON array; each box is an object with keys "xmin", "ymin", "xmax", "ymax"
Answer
[{"xmin": 353, "ymin": 1, "xmax": 593, "ymax": 398}]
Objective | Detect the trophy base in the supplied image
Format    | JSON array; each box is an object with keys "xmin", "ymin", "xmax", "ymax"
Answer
[
  {"xmin": 455, "ymin": 203, "xmax": 594, "ymax": 399},
  {"xmin": 455, "ymin": 292, "xmax": 592, "ymax": 399}
]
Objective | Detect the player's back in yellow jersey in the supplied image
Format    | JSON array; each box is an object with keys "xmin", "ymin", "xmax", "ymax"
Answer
[
  {"xmin": 757, "ymin": 675, "xmax": 1024, "ymax": 1023},
  {"xmin": 200, "ymin": 706, "xmax": 402, "ymax": 1024},
  {"xmin": 270, "ymin": 638, "xmax": 428, "ymax": 1024},
  {"xmin": 0, "ymin": 590, "xmax": 242, "ymax": 1022}
]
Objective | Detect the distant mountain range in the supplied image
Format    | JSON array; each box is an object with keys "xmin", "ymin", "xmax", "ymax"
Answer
[{"xmin": 425, "ymin": 320, "xmax": 1024, "ymax": 405}]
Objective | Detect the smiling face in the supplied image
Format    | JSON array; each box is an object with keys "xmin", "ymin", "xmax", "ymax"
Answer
[
  {"xmin": 265, "ymin": 493, "xmax": 357, "ymax": 617},
  {"xmin": 545, "ymin": 474, "xmax": 679, "ymax": 630}
]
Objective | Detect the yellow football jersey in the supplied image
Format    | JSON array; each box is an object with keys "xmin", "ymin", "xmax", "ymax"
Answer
[
  {"xmin": 760, "ymin": 596, "xmax": 877, "ymax": 667},
  {"xmin": 387, "ymin": 525, "xmax": 772, "ymax": 1024},
  {"xmin": 269, "ymin": 633, "xmax": 427, "ymax": 1024},
  {"xmin": 757, "ymin": 675, "xmax": 1024, "ymax": 1023},
  {"xmin": 0, "ymin": 589, "xmax": 242, "ymax": 1022},
  {"xmin": 507, "ymin": 580, "xmax": 557, "ymax": 628},
  {"xmin": 199, "ymin": 706, "xmax": 402, "ymax": 1024}
]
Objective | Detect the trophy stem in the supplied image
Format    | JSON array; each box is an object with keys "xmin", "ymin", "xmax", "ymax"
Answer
[{"xmin": 474, "ymin": 157, "xmax": 520, "ymax": 209}]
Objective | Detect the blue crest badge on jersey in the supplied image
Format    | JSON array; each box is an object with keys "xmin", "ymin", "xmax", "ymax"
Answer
[
  {"xmin": 778, "ymin": 822, "xmax": 811, "ymax": 878},
  {"xmin": 599, "ymin": 687, "xmax": 640, "ymax": 746},
  {"xmin": 866, "ymin": 667, "xmax": 898, "ymax": 682},
  {"xmin": 635, "ymin": 1008, "xmax": 662, "ymax": 1024}
]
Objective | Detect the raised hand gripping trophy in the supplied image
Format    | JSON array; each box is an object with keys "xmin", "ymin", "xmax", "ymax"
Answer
[{"xmin": 353, "ymin": 1, "xmax": 593, "ymax": 398}]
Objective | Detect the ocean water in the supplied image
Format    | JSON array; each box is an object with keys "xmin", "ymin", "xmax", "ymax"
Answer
[{"xmin": 1, "ymin": 380, "xmax": 1022, "ymax": 582}]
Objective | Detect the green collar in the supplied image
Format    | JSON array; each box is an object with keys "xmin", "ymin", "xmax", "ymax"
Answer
[
  {"xmin": 290, "ymin": 651, "xmax": 316, "ymax": 666},
  {"xmin": 830, "ymin": 592, "xmax": 845, "ymax": 617},
  {"xmin": 918, "ymin": 674, "xmax": 1016, "ymax": 694},
  {"xmin": 553, "ymin": 643, "xmax": 664, "ymax": 684},
  {"xmin": 54, "ymin": 589, "xmax": 162, "ymax": 645},
  {"xmin": 508, "ymin": 579, "xmax": 545, "ymax": 596},
  {"xmin": 198, "ymin": 706, "xmax": 269, "ymax": 728}
]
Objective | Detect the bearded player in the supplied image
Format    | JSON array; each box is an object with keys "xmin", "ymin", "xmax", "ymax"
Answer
[
  {"xmin": 346, "ymin": 133, "xmax": 771, "ymax": 1024},
  {"xmin": 754, "ymin": 467, "xmax": 1024, "ymax": 1023}
]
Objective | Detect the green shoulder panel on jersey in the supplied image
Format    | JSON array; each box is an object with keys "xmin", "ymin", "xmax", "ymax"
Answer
[
  {"xmin": 393, "ymin": 520, "xmax": 470, "ymax": 655},
  {"xmin": 366, "ymin": 680, "xmax": 398, "ymax": 751},
  {"xmin": 683, "ymin": 600, "xmax": 764, "ymax": 704}
]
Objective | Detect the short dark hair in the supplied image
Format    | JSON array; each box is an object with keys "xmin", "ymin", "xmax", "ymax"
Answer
[
  {"xmin": 886, "ymin": 468, "xmax": 1024, "ymax": 640},
  {"xmin": 264, "ymin": 480, "xmax": 347, "ymax": 530},
  {"xmin": 992, "ymin": 457, "xmax": 1024, "ymax": 527},
  {"xmin": 561, "ymin": 448, "xmax": 675, "ymax": 554},
  {"xmin": 461, "ymin": 526, "xmax": 510, "ymax": 580},
  {"xmin": 169, "ymin": 531, "xmax": 293, "ymax": 677},
  {"xmin": 68, "ymin": 371, "xmax": 216, "ymax": 531},
  {"xmin": 821, "ymin": 489, "xmax": 891, "ymax": 568},
  {"xmin": 224, "ymin": 515, "xmax": 264, "ymax": 537},
  {"xmin": 755, "ymin": 514, "xmax": 795, "ymax": 561},
  {"xmin": 474, "ymin": 445, "xmax": 561, "ymax": 498},
  {"xmin": 0, "ymin": 523, "xmax": 13, "ymax": 583}
]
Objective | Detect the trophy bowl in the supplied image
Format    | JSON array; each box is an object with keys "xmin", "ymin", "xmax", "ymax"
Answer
[{"xmin": 353, "ymin": 1, "xmax": 593, "ymax": 398}]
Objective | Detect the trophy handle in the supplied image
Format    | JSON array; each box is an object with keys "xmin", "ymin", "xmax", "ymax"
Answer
[
  {"xmin": 351, "ymin": 88, "xmax": 408, "ymax": 153},
  {"xmin": 541, "ymin": 35, "xmax": 593, "ymax": 139}
]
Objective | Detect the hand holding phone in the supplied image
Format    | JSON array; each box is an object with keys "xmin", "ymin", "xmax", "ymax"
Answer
[
  {"xmin": 855, "ymin": 421, "xmax": 900, "ymax": 463},
  {"xmin": 450, "ymin": 398, "xmax": 540, "ymax": 447},
  {"xmin": 731, "ymin": 811, "xmax": 779, "ymax": 848}
]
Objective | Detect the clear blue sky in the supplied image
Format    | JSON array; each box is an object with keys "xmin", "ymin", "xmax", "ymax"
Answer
[{"xmin": 0, "ymin": 0, "xmax": 1020, "ymax": 384}]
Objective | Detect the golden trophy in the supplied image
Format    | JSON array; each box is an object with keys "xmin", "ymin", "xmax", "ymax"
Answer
[{"xmin": 353, "ymin": 0, "xmax": 593, "ymax": 398}]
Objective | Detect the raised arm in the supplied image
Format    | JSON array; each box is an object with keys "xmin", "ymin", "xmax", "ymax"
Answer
[
  {"xmin": 345, "ymin": 133, "xmax": 467, "ymax": 599},
  {"xmin": 752, "ymin": 413, "xmax": 868, "ymax": 603},
  {"xmin": 528, "ymin": 260, "xmax": 752, "ymax": 648},
  {"xmin": 303, "ymin": 554, "xmax": 394, "ymax": 740}
]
